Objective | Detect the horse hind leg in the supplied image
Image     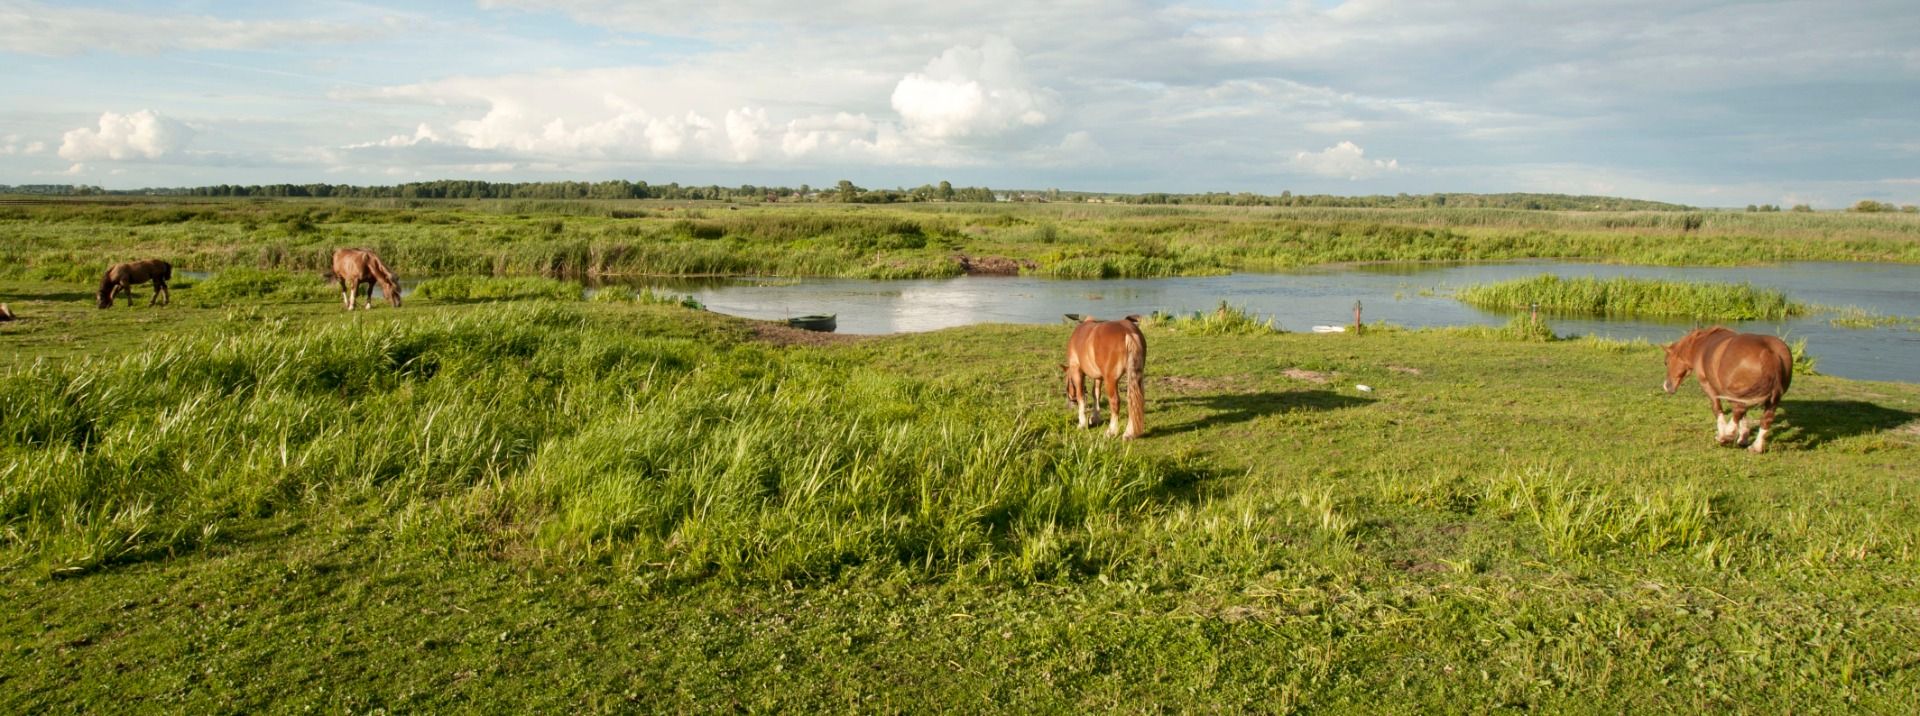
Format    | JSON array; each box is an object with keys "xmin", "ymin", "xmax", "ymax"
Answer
[
  {"xmin": 1750, "ymin": 404, "xmax": 1777, "ymax": 454},
  {"xmin": 1104, "ymin": 374, "xmax": 1123, "ymax": 437}
]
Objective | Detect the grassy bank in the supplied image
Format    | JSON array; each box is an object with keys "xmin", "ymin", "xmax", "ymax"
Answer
[
  {"xmin": 1455, "ymin": 274, "xmax": 1807, "ymax": 320},
  {"xmin": 3, "ymin": 278, "xmax": 1918, "ymax": 710},
  {"xmin": 6, "ymin": 198, "xmax": 1920, "ymax": 283}
]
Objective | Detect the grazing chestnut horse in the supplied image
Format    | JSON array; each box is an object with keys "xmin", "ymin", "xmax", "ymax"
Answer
[
  {"xmin": 96, "ymin": 259, "xmax": 172, "ymax": 308},
  {"xmin": 1663, "ymin": 326, "xmax": 1793, "ymax": 453},
  {"xmin": 328, "ymin": 248, "xmax": 401, "ymax": 310},
  {"xmin": 1062, "ymin": 315, "xmax": 1147, "ymax": 439}
]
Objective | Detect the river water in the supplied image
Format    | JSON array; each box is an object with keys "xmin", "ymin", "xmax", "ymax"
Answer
[{"xmin": 629, "ymin": 261, "xmax": 1920, "ymax": 383}]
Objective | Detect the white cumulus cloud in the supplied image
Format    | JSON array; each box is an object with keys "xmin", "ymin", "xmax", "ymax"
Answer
[
  {"xmin": 891, "ymin": 37, "xmax": 1055, "ymax": 142},
  {"xmin": 1289, "ymin": 141, "xmax": 1402, "ymax": 180},
  {"xmin": 58, "ymin": 110, "xmax": 192, "ymax": 161}
]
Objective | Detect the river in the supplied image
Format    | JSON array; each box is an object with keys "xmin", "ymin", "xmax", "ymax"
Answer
[{"xmin": 627, "ymin": 261, "xmax": 1920, "ymax": 383}]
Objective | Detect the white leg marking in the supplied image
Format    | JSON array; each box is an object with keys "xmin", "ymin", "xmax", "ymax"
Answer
[
  {"xmin": 1076, "ymin": 398, "xmax": 1089, "ymax": 428},
  {"xmin": 1749, "ymin": 427, "xmax": 1769, "ymax": 454}
]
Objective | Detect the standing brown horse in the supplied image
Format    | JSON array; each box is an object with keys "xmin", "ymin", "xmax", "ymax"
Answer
[
  {"xmin": 328, "ymin": 248, "xmax": 401, "ymax": 310},
  {"xmin": 1663, "ymin": 326, "xmax": 1793, "ymax": 453},
  {"xmin": 1062, "ymin": 315, "xmax": 1147, "ymax": 439},
  {"xmin": 96, "ymin": 259, "xmax": 172, "ymax": 308}
]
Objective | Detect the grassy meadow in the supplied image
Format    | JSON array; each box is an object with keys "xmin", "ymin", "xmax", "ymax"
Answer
[
  {"xmin": 4, "ymin": 262, "xmax": 1920, "ymax": 710},
  {"xmin": 5, "ymin": 197, "xmax": 1920, "ymax": 284},
  {"xmin": 5, "ymin": 198, "xmax": 1920, "ymax": 709}
]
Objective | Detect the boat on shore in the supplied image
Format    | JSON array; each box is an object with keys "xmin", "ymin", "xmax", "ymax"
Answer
[{"xmin": 787, "ymin": 314, "xmax": 837, "ymax": 332}]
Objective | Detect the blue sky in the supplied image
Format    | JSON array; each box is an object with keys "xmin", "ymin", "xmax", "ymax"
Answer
[{"xmin": 2, "ymin": 0, "xmax": 1917, "ymax": 206}]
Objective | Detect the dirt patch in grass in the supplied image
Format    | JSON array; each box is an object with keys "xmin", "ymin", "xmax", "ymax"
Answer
[
  {"xmin": 1282, "ymin": 368, "xmax": 1333, "ymax": 384},
  {"xmin": 1387, "ymin": 365, "xmax": 1423, "ymax": 375}
]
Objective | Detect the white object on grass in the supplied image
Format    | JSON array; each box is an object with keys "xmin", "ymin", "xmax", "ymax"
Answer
[{"xmin": 1355, "ymin": 384, "xmax": 1373, "ymax": 392}]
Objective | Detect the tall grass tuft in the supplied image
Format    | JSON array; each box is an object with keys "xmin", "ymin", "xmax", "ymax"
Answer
[
  {"xmin": 1455, "ymin": 274, "xmax": 1805, "ymax": 320},
  {"xmin": 1149, "ymin": 301, "xmax": 1283, "ymax": 335}
]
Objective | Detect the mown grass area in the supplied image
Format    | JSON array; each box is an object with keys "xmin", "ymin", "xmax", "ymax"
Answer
[
  {"xmin": 5, "ymin": 198, "xmax": 1920, "ymax": 283},
  {"xmin": 1455, "ymin": 274, "xmax": 1807, "ymax": 320},
  {"xmin": 3, "ymin": 278, "xmax": 1919, "ymax": 710}
]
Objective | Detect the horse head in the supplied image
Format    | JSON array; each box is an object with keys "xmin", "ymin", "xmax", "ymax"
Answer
[
  {"xmin": 1662, "ymin": 327, "xmax": 1722, "ymax": 393},
  {"xmin": 1661, "ymin": 342, "xmax": 1690, "ymax": 393}
]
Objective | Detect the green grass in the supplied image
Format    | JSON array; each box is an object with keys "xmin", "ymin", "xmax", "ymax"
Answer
[
  {"xmin": 2, "ymin": 278, "xmax": 1919, "ymax": 710},
  {"xmin": 1455, "ymin": 274, "xmax": 1807, "ymax": 320},
  {"xmin": 412, "ymin": 275, "xmax": 582, "ymax": 302},
  {"xmin": 5, "ymin": 198, "xmax": 1920, "ymax": 284}
]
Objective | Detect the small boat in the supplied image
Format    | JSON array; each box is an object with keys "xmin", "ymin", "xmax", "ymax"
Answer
[
  {"xmin": 787, "ymin": 314, "xmax": 837, "ymax": 332},
  {"xmin": 1311, "ymin": 325, "xmax": 1347, "ymax": 333},
  {"xmin": 1063, "ymin": 313, "xmax": 1083, "ymax": 323}
]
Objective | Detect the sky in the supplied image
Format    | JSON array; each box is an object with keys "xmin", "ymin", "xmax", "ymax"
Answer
[{"xmin": 1, "ymin": 0, "xmax": 1917, "ymax": 207}]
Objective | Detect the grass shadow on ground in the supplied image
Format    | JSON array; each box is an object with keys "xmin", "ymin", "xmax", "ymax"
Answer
[
  {"xmin": 1778, "ymin": 399, "xmax": 1920, "ymax": 449},
  {"xmin": 1155, "ymin": 389, "xmax": 1374, "ymax": 435}
]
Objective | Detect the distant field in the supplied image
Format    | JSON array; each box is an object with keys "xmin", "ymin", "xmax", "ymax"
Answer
[
  {"xmin": 5, "ymin": 197, "xmax": 1920, "ymax": 284},
  {"xmin": 3, "ymin": 278, "xmax": 1918, "ymax": 710}
]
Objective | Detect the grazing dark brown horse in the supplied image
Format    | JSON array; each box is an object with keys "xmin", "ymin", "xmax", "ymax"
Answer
[
  {"xmin": 328, "ymin": 248, "xmax": 401, "ymax": 310},
  {"xmin": 96, "ymin": 259, "xmax": 172, "ymax": 309},
  {"xmin": 1062, "ymin": 315, "xmax": 1147, "ymax": 439},
  {"xmin": 1663, "ymin": 326, "xmax": 1793, "ymax": 453}
]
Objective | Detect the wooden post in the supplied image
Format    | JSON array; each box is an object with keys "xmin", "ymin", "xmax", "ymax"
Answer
[{"xmin": 1352, "ymin": 300, "xmax": 1363, "ymax": 334}]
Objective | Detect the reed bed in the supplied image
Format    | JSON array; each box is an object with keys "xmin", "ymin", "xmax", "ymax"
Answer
[{"xmin": 1454, "ymin": 274, "xmax": 1806, "ymax": 320}]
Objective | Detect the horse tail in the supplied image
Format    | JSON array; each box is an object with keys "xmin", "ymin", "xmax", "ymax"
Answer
[
  {"xmin": 1774, "ymin": 341, "xmax": 1794, "ymax": 400},
  {"xmin": 155, "ymin": 260, "xmax": 172, "ymax": 282},
  {"xmin": 1124, "ymin": 328, "xmax": 1146, "ymax": 433}
]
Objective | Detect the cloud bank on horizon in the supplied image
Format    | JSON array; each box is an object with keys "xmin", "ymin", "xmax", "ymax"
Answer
[{"xmin": 1, "ymin": 0, "xmax": 1917, "ymax": 206}]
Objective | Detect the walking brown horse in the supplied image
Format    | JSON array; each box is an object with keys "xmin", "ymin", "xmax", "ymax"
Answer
[
  {"xmin": 1663, "ymin": 326, "xmax": 1793, "ymax": 453},
  {"xmin": 328, "ymin": 248, "xmax": 401, "ymax": 310},
  {"xmin": 96, "ymin": 259, "xmax": 172, "ymax": 308},
  {"xmin": 1062, "ymin": 315, "xmax": 1147, "ymax": 439}
]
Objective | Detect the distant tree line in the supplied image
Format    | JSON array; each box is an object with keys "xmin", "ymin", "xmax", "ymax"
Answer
[
  {"xmin": 2, "ymin": 179, "xmax": 1001, "ymax": 204},
  {"xmin": 0, "ymin": 184, "xmax": 107, "ymax": 195},
  {"xmin": 1850, "ymin": 199, "xmax": 1920, "ymax": 213},
  {"xmin": 1105, "ymin": 190, "xmax": 1691, "ymax": 211}
]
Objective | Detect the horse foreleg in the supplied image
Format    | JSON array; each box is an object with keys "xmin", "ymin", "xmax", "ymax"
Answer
[
  {"xmin": 1072, "ymin": 373, "xmax": 1091, "ymax": 428},
  {"xmin": 360, "ymin": 282, "xmax": 374, "ymax": 310},
  {"xmin": 1750, "ymin": 404, "xmax": 1777, "ymax": 454},
  {"xmin": 1730, "ymin": 405, "xmax": 1752, "ymax": 446},
  {"xmin": 1104, "ymin": 374, "xmax": 1123, "ymax": 437}
]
